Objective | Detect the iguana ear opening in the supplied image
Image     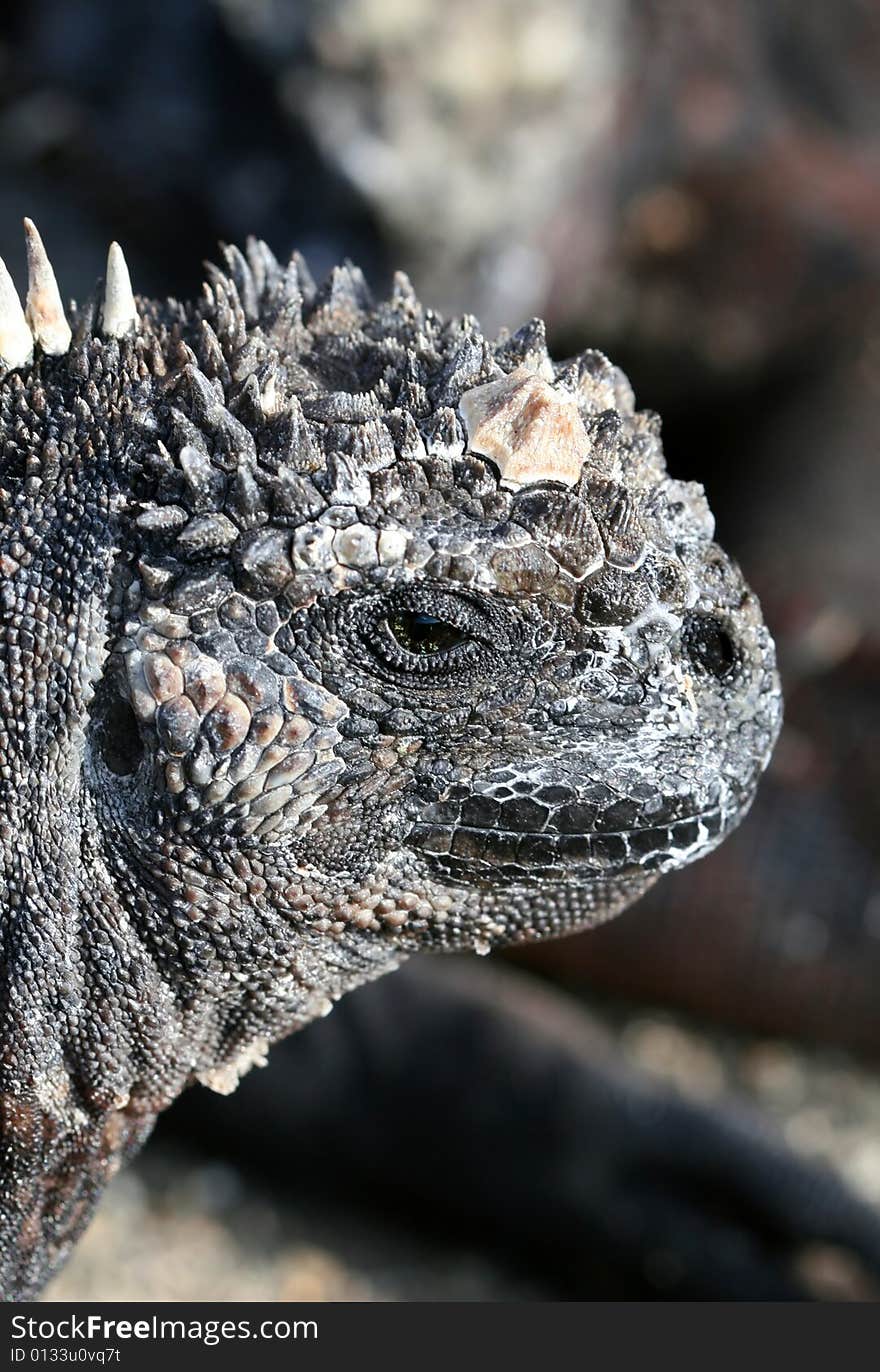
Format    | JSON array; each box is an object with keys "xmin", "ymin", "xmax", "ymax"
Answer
[{"xmin": 92, "ymin": 679, "xmax": 145, "ymax": 778}]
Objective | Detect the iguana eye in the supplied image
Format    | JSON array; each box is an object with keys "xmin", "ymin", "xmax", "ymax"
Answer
[
  {"xmin": 362, "ymin": 590, "xmax": 497, "ymax": 678},
  {"xmin": 682, "ymin": 612, "xmax": 739, "ymax": 680},
  {"xmin": 386, "ymin": 610, "xmax": 469, "ymax": 657}
]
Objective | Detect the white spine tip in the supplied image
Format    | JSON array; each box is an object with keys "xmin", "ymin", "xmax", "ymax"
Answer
[
  {"xmin": 102, "ymin": 241, "xmax": 138, "ymax": 338},
  {"xmin": 0, "ymin": 255, "xmax": 34, "ymax": 371},
  {"xmin": 23, "ymin": 217, "xmax": 72, "ymax": 356}
]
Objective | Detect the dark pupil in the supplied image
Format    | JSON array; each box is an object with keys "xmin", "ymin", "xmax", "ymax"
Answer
[
  {"xmin": 684, "ymin": 614, "xmax": 738, "ymax": 679},
  {"xmin": 389, "ymin": 611, "xmax": 466, "ymax": 655}
]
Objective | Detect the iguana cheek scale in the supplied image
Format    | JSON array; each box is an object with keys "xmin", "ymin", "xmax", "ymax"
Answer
[{"xmin": 0, "ymin": 222, "xmax": 782, "ymax": 1298}]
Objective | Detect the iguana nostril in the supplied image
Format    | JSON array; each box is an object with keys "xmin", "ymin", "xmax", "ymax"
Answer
[{"xmin": 682, "ymin": 612, "xmax": 740, "ymax": 680}]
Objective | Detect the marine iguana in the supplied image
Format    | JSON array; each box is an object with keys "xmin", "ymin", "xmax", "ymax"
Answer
[{"xmin": 0, "ymin": 221, "xmax": 783, "ymax": 1299}]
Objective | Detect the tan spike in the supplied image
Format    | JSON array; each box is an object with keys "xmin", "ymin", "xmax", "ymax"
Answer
[
  {"xmin": 459, "ymin": 364, "xmax": 591, "ymax": 489},
  {"xmin": 23, "ymin": 218, "xmax": 72, "ymax": 355},
  {"xmin": 101, "ymin": 241, "xmax": 138, "ymax": 338},
  {"xmin": 0, "ymin": 256, "xmax": 33, "ymax": 371}
]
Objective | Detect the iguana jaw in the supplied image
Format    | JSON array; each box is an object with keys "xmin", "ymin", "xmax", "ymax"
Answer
[{"xmin": 407, "ymin": 804, "xmax": 728, "ymax": 883}]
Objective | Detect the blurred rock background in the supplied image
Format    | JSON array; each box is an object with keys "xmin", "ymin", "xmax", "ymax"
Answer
[
  {"xmin": 0, "ymin": 0, "xmax": 877, "ymax": 1299},
  {"xmin": 47, "ymin": 1010, "xmax": 880, "ymax": 1301}
]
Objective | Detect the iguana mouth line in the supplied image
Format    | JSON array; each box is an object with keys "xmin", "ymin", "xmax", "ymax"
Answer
[{"xmin": 407, "ymin": 806, "xmax": 726, "ymax": 868}]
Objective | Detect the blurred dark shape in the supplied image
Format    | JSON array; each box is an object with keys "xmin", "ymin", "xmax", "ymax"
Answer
[
  {"xmin": 2, "ymin": 0, "xmax": 879, "ymax": 380},
  {"xmin": 212, "ymin": 0, "xmax": 621, "ymax": 333},
  {"xmin": 0, "ymin": 0, "xmax": 383, "ymax": 299},
  {"xmin": 552, "ymin": 0, "xmax": 880, "ymax": 395},
  {"xmin": 220, "ymin": 0, "xmax": 880, "ymax": 393},
  {"xmin": 161, "ymin": 960, "xmax": 880, "ymax": 1299}
]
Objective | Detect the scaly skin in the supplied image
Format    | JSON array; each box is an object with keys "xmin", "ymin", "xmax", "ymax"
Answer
[{"xmin": 0, "ymin": 236, "xmax": 781, "ymax": 1298}]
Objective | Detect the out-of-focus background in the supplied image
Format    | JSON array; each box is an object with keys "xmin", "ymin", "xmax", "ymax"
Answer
[{"xmin": 2, "ymin": 0, "xmax": 877, "ymax": 1300}]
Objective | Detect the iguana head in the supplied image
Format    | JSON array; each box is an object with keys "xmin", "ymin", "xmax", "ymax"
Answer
[
  {"xmin": 87, "ymin": 238, "xmax": 780, "ymax": 946},
  {"xmin": 0, "ymin": 224, "xmax": 781, "ymax": 1294}
]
